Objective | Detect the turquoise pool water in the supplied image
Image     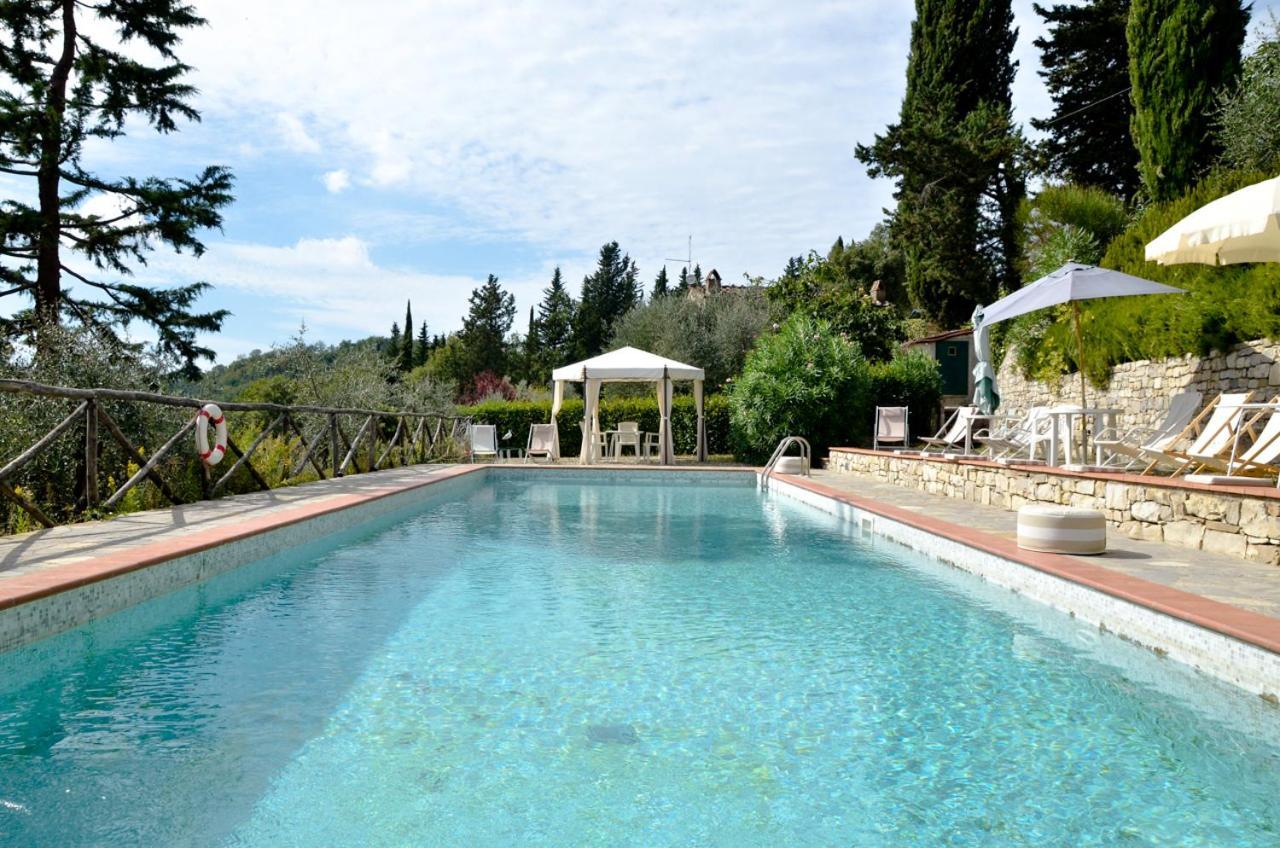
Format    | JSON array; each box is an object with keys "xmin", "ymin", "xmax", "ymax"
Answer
[{"xmin": 2, "ymin": 471, "xmax": 1279, "ymax": 846}]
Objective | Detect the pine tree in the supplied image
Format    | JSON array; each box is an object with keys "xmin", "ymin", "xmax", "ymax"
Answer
[
  {"xmin": 1032, "ymin": 0, "xmax": 1139, "ymax": 199},
  {"xmin": 398, "ymin": 301, "xmax": 415, "ymax": 372},
  {"xmin": 0, "ymin": 0, "xmax": 234, "ymax": 374},
  {"xmin": 652, "ymin": 266, "xmax": 670, "ymax": 298},
  {"xmin": 856, "ymin": 0, "xmax": 1024, "ymax": 326},
  {"xmin": 692, "ymin": 264, "xmax": 704, "ymax": 289},
  {"xmin": 389, "ymin": 321, "xmax": 401, "ymax": 359},
  {"xmin": 676, "ymin": 267, "xmax": 690, "ymax": 294},
  {"xmin": 574, "ymin": 242, "xmax": 639, "ymax": 357},
  {"xmin": 416, "ymin": 321, "xmax": 430, "ymax": 367},
  {"xmin": 459, "ymin": 274, "xmax": 516, "ymax": 378},
  {"xmin": 1128, "ymin": 0, "xmax": 1249, "ymax": 201},
  {"xmin": 536, "ymin": 266, "xmax": 576, "ymax": 369}
]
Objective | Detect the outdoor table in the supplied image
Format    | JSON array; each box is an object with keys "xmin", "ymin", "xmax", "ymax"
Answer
[
  {"xmin": 1044, "ymin": 405, "xmax": 1121, "ymax": 467},
  {"xmin": 499, "ymin": 447, "xmax": 524, "ymax": 460},
  {"xmin": 602, "ymin": 430, "xmax": 645, "ymax": 461}
]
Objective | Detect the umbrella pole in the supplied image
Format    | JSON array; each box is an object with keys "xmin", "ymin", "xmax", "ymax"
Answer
[{"xmin": 1071, "ymin": 301, "xmax": 1087, "ymax": 409}]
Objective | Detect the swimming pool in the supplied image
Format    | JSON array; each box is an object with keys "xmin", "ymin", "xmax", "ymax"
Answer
[{"xmin": 2, "ymin": 471, "xmax": 1278, "ymax": 845}]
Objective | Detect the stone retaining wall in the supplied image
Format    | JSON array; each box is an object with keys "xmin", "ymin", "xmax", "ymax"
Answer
[
  {"xmin": 996, "ymin": 338, "xmax": 1280, "ymax": 431},
  {"xmin": 827, "ymin": 448, "xmax": 1280, "ymax": 565}
]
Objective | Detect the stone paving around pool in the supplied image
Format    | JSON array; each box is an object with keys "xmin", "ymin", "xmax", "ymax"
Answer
[{"xmin": 808, "ymin": 468, "xmax": 1280, "ymax": 618}]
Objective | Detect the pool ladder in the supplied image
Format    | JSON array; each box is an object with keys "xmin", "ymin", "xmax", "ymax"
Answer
[{"xmin": 759, "ymin": 436, "xmax": 811, "ymax": 490}]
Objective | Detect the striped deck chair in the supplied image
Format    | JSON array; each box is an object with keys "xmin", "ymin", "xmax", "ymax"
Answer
[
  {"xmin": 1092, "ymin": 391, "xmax": 1202, "ymax": 470},
  {"xmin": 1139, "ymin": 392, "xmax": 1253, "ymax": 475},
  {"xmin": 1183, "ymin": 400, "xmax": 1280, "ymax": 478}
]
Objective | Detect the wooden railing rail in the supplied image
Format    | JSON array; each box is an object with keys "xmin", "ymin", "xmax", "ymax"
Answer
[{"xmin": 0, "ymin": 378, "xmax": 472, "ymax": 531}]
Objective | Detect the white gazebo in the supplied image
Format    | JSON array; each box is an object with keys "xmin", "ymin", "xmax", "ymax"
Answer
[{"xmin": 550, "ymin": 346, "xmax": 706, "ymax": 465}]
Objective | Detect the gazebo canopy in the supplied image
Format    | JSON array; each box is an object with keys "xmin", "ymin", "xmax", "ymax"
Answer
[
  {"xmin": 552, "ymin": 346, "xmax": 704, "ymax": 382},
  {"xmin": 549, "ymin": 346, "xmax": 706, "ymax": 465}
]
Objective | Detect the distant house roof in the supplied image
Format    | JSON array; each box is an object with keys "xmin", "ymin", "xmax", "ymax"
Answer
[{"xmin": 903, "ymin": 327, "xmax": 973, "ymax": 347}]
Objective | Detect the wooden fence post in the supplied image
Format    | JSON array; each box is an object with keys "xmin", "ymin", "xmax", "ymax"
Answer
[{"xmin": 84, "ymin": 399, "xmax": 98, "ymax": 509}]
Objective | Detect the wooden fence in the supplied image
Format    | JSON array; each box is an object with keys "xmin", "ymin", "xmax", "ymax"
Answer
[{"xmin": 0, "ymin": 378, "xmax": 472, "ymax": 530}]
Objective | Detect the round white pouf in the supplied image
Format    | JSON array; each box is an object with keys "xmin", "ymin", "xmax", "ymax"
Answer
[
  {"xmin": 1017, "ymin": 505, "xmax": 1106, "ymax": 555},
  {"xmin": 773, "ymin": 456, "xmax": 808, "ymax": 475}
]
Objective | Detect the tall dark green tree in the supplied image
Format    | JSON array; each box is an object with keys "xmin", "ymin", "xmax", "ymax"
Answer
[
  {"xmin": 459, "ymin": 274, "xmax": 515, "ymax": 378},
  {"xmin": 1032, "ymin": 0, "xmax": 1139, "ymax": 199},
  {"xmin": 536, "ymin": 266, "xmax": 575, "ymax": 370},
  {"xmin": 398, "ymin": 301, "xmax": 415, "ymax": 372},
  {"xmin": 574, "ymin": 242, "xmax": 639, "ymax": 357},
  {"xmin": 676, "ymin": 266, "xmax": 690, "ymax": 294},
  {"xmin": 856, "ymin": 0, "xmax": 1024, "ymax": 326},
  {"xmin": 692, "ymin": 264, "xmax": 703, "ymax": 289},
  {"xmin": 652, "ymin": 266, "xmax": 669, "ymax": 298},
  {"xmin": 415, "ymin": 321, "xmax": 430, "ymax": 367},
  {"xmin": 1128, "ymin": 0, "xmax": 1248, "ymax": 201},
  {"xmin": 0, "ymin": 0, "xmax": 234, "ymax": 373},
  {"xmin": 388, "ymin": 321, "xmax": 401, "ymax": 359}
]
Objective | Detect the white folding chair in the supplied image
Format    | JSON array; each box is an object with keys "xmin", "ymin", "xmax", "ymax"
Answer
[
  {"xmin": 874, "ymin": 406, "xmax": 909, "ymax": 451},
  {"xmin": 468, "ymin": 424, "xmax": 498, "ymax": 462}
]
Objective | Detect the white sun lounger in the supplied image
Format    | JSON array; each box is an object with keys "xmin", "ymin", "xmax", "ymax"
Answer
[
  {"xmin": 973, "ymin": 406, "xmax": 1054, "ymax": 463},
  {"xmin": 1140, "ymin": 392, "xmax": 1253, "ymax": 475},
  {"xmin": 526, "ymin": 423, "xmax": 557, "ymax": 462},
  {"xmin": 1092, "ymin": 390, "xmax": 1202, "ymax": 470},
  {"xmin": 916, "ymin": 406, "xmax": 978, "ymax": 455},
  {"xmin": 1183, "ymin": 400, "xmax": 1280, "ymax": 480},
  {"xmin": 468, "ymin": 423, "xmax": 498, "ymax": 462}
]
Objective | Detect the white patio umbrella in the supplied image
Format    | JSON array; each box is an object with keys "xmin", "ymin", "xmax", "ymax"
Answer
[
  {"xmin": 972, "ymin": 263, "xmax": 1185, "ymax": 410},
  {"xmin": 1146, "ymin": 175, "xmax": 1280, "ymax": 266}
]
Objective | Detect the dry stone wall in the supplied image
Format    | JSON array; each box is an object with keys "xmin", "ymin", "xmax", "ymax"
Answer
[
  {"xmin": 995, "ymin": 339, "xmax": 1280, "ymax": 432},
  {"xmin": 827, "ymin": 448, "xmax": 1280, "ymax": 565}
]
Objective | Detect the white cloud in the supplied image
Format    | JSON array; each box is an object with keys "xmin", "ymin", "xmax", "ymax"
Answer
[
  {"xmin": 322, "ymin": 168, "xmax": 351, "ymax": 193},
  {"xmin": 139, "ymin": 235, "xmax": 551, "ymax": 343},
  {"xmin": 275, "ymin": 113, "xmax": 321, "ymax": 154},
  {"xmin": 175, "ymin": 0, "xmax": 916, "ymax": 281}
]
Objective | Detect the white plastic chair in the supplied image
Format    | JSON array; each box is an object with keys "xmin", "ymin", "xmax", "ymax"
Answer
[
  {"xmin": 874, "ymin": 406, "xmax": 909, "ymax": 451},
  {"xmin": 613, "ymin": 421, "xmax": 641, "ymax": 460}
]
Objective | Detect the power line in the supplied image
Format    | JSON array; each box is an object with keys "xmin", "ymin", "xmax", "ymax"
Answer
[{"xmin": 1041, "ymin": 86, "xmax": 1132, "ymax": 127}]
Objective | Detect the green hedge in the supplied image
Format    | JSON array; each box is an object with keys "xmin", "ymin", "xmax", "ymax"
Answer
[
  {"xmin": 868, "ymin": 352, "xmax": 944, "ymax": 440},
  {"xmin": 459, "ymin": 394, "xmax": 732, "ymax": 456}
]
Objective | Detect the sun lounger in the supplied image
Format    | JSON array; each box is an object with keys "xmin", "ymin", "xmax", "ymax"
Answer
[
  {"xmin": 973, "ymin": 406, "xmax": 1053, "ymax": 462},
  {"xmin": 917, "ymin": 406, "xmax": 978, "ymax": 455},
  {"xmin": 874, "ymin": 406, "xmax": 910, "ymax": 451},
  {"xmin": 469, "ymin": 423, "xmax": 498, "ymax": 462},
  {"xmin": 1181, "ymin": 400, "xmax": 1280, "ymax": 478},
  {"xmin": 1139, "ymin": 392, "xmax": 1253, "ymax": 475},
  {"xmin": 526, "ymin": 423, "xmax": 557, "ymax": 462},
  {"xmin": 1092, "ymin": 390, "xmax": 1202, "ymax": 470}
]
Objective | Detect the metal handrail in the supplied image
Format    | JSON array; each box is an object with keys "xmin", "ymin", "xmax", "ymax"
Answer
[{"xmin": 759, "ymin": 436, "xmax": 811, "ymax": 490}]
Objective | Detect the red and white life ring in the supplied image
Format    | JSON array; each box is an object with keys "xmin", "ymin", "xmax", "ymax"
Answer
[{"xmin": 196, "ymin": 403, "xmax": 228, "ymax": 466}]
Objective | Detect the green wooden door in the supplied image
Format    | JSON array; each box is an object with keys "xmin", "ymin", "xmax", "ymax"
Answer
[{"xmin": 938, "ymin": 340, "xmax": 969, "ymax": 396}]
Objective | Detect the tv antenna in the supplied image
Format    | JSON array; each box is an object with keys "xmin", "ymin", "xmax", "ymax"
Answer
[{"xmin": 665, "ymin": 235, "xmax": 694, "ymax": 274}]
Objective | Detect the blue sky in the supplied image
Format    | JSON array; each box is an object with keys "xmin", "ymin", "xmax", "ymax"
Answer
[{"xmin": 5, "ymin": 1, "xmax": 1277, "ymax": 363}]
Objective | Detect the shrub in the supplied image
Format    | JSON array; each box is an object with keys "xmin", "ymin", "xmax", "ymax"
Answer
[
  {"xmin": 727, "ymin": 314, "xmax": 871, "ymax": 462},
  {"xmin": 608, "ymin": 290, "xmax": 770, "ymax": 390},
  {"xmin": 1000, "ymin": 168, "xmax": 1280, "ymax": 385},
  {"xmin": 868, "ymin": 352, "xmax": 943, "ymax": 438},
  {"xmin": 459, "ymin": 394, "xmax": 732, "ymax": 457}
]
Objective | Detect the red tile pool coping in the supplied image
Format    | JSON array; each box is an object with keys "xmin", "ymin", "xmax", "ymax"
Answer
[
  {"xmin": 3, "ymin": 462, "xmax": 1279, "ymax": 664},
  {"xmin": 775, "ymin": 473, "xmax": 1280, "ymax": 657},
  {"xmin": 0, "ymin": 464, "xmax": 486, "ymax": 614},
  {"xmin": 828, "ymin": 446, "xmax": 1280, "ymax": 500}
]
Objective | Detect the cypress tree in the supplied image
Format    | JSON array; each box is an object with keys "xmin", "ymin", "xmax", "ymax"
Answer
[
  {"xmin": 1128, "ymin": 0, "xmax": 1248, "ymax": 201},
  {"xmin": 856, "ymin": 0, "xmax": 1023, "ymax": 325},
  {"xmin": 574, "ymin": 242, "xmax": 640, "ymax": 357},
  {"xmin": 676, "ymin": 267, "xmax": 690, "ymax": 294},
  {"xmin": 398, "ymin": 301, "xmax": 415, "ymax": 372},
  {"xmin": 652, "ymin": 267, "xmax": 669, "ymax": 298},
  {"xmin": 416, "ymin": 321, "xmax": 430, "ymax": 367},
  {"xmin": 459, "ymin": 274, "xmax": 516, "ymax": 378},
  {"xmin": 0, "ymin": 0, "xmax": 234, "ymax": 373},
  {"xmin": 536, "ymin": 267, "xmax": 576, "ymax": 369},
  {"xmin": 389, "ymin": 322, "xmax": 401, "ymax": 359},
  {"xmin": 692, "ymin": 264, "xmax": 703, "ymax": 289},
  {"xmin": 1032, "ymin": 0, "xmax": 1139, "ymax": 199}
]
